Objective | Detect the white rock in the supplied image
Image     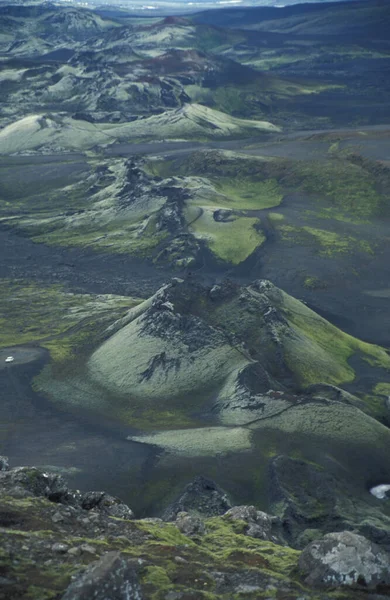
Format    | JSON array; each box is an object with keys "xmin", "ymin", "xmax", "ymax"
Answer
[{"xmin": 370, "ymin": 484, "xmax": 390, "ymax": 499}]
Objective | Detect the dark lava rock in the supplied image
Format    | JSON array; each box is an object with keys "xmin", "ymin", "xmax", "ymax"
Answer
[
  {"xmin": 162, "ymin": 475, "xmax": 232, "ymax": 521},
  {"xmin": 213, "ymin": 209, "xmax": 234, "ymax": 222},
  {"xmin": 299, "ymin": 531, "xmax": 390, "ymax": 589},
  {"xmin": 268, "ymin": 455, "xmax": 390, "ymax": 549},
  {"xmin": 0, "ymin": 466, "xmax": 72, "ymax": 502},
  {"xmin": 0, "ymin": 455, "xmax": 9, "ymax": 471},
  {"xmin": 223, "ymin": 505, "xmax": 284, "ymax": 544},
  {"xmin": 80, "ymin": 491, "xmax": 134, "ymax": 519},
  {"xmin": 0, "ymin": 465, "xmax": 134, "ymax": 519},
  {"xmin": 61, "ymin": 551, "xmax": 143, "ymax": 600}
]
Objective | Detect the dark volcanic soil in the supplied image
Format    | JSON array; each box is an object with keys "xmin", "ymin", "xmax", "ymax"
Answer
[{"xmin": 0, "ymin": 225, "xmax": 174, "ymax": 298}]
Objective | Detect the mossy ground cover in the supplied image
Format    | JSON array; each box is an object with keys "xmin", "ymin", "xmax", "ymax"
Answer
[
  {"xmin": 280, "ymin": 292, "xmax": 390, "ymax": 388},
  {"xmin": 0, "ymin": 279, "xmax": 140, "ymax": 362},
  {"xmin": 0, "ymin": 157, "xmax": 170, "ymax": 257},
  {"xmin": 150, "ymin": 150, "xmax": 386, "ymax": 221},
  {"xmin": 188, "ymin": 209, "xmax": 265, "ymax": 264},
  {"xmin": 32, "ymin": 218, "xmax": 168, "ymax": 257},
  {"xmin": 279, "ymin": 224, "xmax": 373, "ymax": 257},
  {"xmin": 0, "ymin": 159, "xmax": 93, "ymax": 216},
  {"xmin": 185, "ymin": 76, "xmax": 342, "ymax": 120},
  {"xmin": 1, "ymin": 492, "xmax": 367, "ymax": 600},
  {"xmin": 211, "ymin": 176, "xmax": 283, "ymax": 211},
  {"xmin": 288, "ymin": 158, "xmax": 386, "ymax": 220}
]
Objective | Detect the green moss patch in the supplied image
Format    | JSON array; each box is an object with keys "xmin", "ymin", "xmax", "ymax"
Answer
[
  {"xmin": 280, "ymin": 291, "xmax": 390, "ymax": 387},
  {"xmin": 189, "ymin": 210, "xmax": 265, "ymax": 264},
  {"xmin": 279, "ymin": 225, "xmax": 374, "ymax": 257},
  {"xmin": 0, "ymin": 279, "xmax": 141, "ymax": 362},
  {"xmin": 211, "ymin": 177, "xmax": 282, "ymax": 211}
]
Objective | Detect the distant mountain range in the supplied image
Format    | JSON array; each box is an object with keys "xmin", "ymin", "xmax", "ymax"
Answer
[{"xmin": 0, "ymin": 0, "xmax": 359, "ymax": 15}]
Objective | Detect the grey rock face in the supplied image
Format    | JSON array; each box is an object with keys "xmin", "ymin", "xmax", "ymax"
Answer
[
  {"xmin": 299, "ymin": 531, "xmax": 390, "ymax": 588},
  {"xmin": 0, "ymin": 467, "xmax": 71, "ymax": 502},
  {"xmin": 223, "ymin": 505, "xmax": 283, "ymax": 544},
  {"xmin": 162, "ymin": 475, "xmax": 232, "ymax": 521},
  {"xmin": 0, "ymin": 465, "xmax": 135, "ymax": 520},
  {"xmin": 61, "ymin": 551, "xmax": 143, "ymax": 600},
  {"xmin": 80, "ymin": 491, "xmax": 134, "ymax": 519},
  {"xmin": 0, "ymin": 455, "xmax": 9, "ymax": 471}
]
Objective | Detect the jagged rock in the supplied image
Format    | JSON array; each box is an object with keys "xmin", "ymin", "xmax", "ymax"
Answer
[
  {"xmin": 299, "ymin": 531, "xmax": 390, "ymax": 588},
  {"xmin": 162, "ymin": 475, "xmax": 232, "ymax": 520},
  {"xmin": 0, "ymin": 456, "xmax": 9, "ymax": 471},
  {"xmin": 0, "ymin": 465, "xmax": 135, "ymax": 524},
  {"xmin": 61, "ymin": 552, "xmax": 143, "ymax": 600},
  {"xmin": 80, "ymin": 491, "xmax": 134, "ymax": 520},
  {"xmin": 0, "ymin": 467, "xmax": 72, "ymax": 503},
  {"xmin": 175, "ymin": 512, "xmax": 205, "ymax": 536},
  {"xmin": 223, "ymin": 506, "xmax": 283, "ymax": 544}
]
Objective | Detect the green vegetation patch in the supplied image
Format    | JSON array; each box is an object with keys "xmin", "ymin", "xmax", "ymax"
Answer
[
  {"xmin": 291, "ymin": 159, "xmax": 385, "ymax": 219},
  {"xmin": 0, "ymin": 279, "xmax": 140, "ymax": 362},
  {"xmin": 212, "ymin": 176, "xmax": 283, "ymax": 210},
  {"xmin": 203, "ymin": 517, "xmax": 300, "ymax": 577},
  {"xmin": 31, "ymin": 216, "xmax": 168, "ymax": 257},
  {"xmin": 188, "ymin": 210, "xmax": 265, "ymax": 264},
  {"xmin": 280, "ymin": 292, "xmax": 390, "ymax": 388},
  {"xmin": 0, "ymin": 491, "xmax": 374, "ymax": 599},
  {"xmin": 374, "ymin": 383, "xmax": 390, "ymax": 396},
  {"xmin": 279, "ymin": 225, "xmax": 373, "ymax": 257}
]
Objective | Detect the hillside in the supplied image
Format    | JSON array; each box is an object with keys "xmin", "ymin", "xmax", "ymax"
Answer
[{"xmin": 1, "ymin": 2, "xmax": 390, "ymax": 598}]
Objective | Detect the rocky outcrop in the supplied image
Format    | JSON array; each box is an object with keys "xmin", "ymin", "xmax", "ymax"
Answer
[
  {"xmin": 268, "ymin": 455, "xmax": 390, "ymax": 550},
  {"xmin": 1, "ymin": 459, "xmax": 390, "ymax": 599},
  {"xmin": 162, "ymin": 476, "xmax": 232, "ymax": 521},
  {"xmin": 62, "ymin": 552, "xmax": 143, "ymax": 600},
  {"xmin": 299, "ymin": 532, "xmax": 390, "ymax": 589},
  {"xmin": 0, "ymin": 466, "xmax": 134, "ymax": 520},
  {"xmin": 223, "ymin": 505, "xmax": 284, "ymax": 544}
]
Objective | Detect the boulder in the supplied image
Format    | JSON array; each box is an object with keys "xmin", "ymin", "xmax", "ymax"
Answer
[
  {"xmin": 175, "ymin": 512, "xmax": 205, "ymax": 536},
  {"xmin": 299, "ymin": 531, "xmax": 390, "ymax": 589},
  {"xmin": 162, "ymin": 476, "xmax": 232, "ymax": 521},
  {"xmin": 223, "ymin": 505, "xmax": 283, "ymax": 544},
  {"xmin": 80, "ymin": 491, "xmax": 134, "ymax": 519},
  {"xmin": 61, "ymin": 551, "xmax": 143, "ymax": 600}
]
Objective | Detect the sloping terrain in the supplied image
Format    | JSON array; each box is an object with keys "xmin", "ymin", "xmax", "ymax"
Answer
[
  {"xmin": 28, "ymin": 277, "xmax": 390, "ymax": 538},
  {"xmin": 1, "ymin": 2, "xmax": 390, "ymax": 591},
  {"xmin": 0, "ymin": 106, "xmax": 279, "ymax": 154},
  {"xmin": 192, "ymin": 0, "xmax": 390, "ymax": 35},
  {"xmin": 2, "ymin": 0, "xmax": 388, "ymax": 140}
]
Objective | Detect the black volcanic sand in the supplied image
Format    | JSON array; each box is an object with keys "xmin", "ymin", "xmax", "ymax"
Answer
[
  {"xmin": 235, "ymin": 201, "xmax": 390, "ymax": 346},
  {"xmin": 0, "ymin": 347, "xmax": 161, "ymax": 515},
  {"xmin": 0, "ymin": 225, "xmax": 174, "ymax": 298}
]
